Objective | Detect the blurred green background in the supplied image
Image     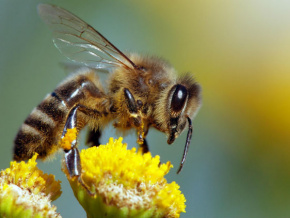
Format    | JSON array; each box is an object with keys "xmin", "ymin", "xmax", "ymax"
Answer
[{"xmin": 1, "ymin": 0, "xmax": 290, "ymax": 217}]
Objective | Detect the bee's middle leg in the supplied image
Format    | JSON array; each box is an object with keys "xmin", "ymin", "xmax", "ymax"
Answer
[{"xmin": 86, "ymin": 128, "xmax": 102, "ymax": 147}]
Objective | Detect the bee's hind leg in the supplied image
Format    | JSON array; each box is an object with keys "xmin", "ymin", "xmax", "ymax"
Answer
[
  {"xmin": 61, "ymin": 105, "xmax": 81, "ymax": 177},
  {"xmin": 61, "ymin": 104, "xmax": 101, "ymax": 195}
]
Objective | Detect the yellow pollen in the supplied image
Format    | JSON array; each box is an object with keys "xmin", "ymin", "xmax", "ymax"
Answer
[{"xmin": 60, "ymin": 128, "xmax": 77, "ymax": 150}]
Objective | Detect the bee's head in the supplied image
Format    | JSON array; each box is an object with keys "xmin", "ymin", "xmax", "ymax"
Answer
[
  {"xmin": 153, "ymin": 73, "xmax": 201, "ymax": 173},
  {"xmin": 166, "ymin": 79, "xmax": 201, "ymax": 144},
  {"xmin": 167, "ymin": 84, "xmax": 190, "ymax": 144}
]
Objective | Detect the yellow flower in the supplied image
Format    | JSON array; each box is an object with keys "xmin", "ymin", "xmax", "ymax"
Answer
[
  {"xmin": 0, "ymin": 154, "xmax": 62, "ymax": 218},
  {"xmin": 63, "ymin": 137, "xmax": 186, "ymax": 218}
]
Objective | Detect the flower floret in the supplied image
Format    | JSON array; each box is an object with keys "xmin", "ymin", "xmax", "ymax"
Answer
[
  {"xmin": 0, "ymin": 153, "xmax": 62, "ymax": 218},
  {"xmin": 65, "ymin": 137, "xmax": 186, "ymax": 218}
]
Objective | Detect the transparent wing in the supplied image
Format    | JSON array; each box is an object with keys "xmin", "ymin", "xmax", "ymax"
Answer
[{"xmin": 38, "ymin": 4, "xmax": 136, "ymax": 70}]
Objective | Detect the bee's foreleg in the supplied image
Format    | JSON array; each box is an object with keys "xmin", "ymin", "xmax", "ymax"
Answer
[
  {"xmin": 137, "ymin": 126, "xmax": 150, "ymax": 154},
  {"xmin": 124, "ymin": 88, "xmax": 138, "ymax": 113},
  {"xmin": 140, "ymin": 138, "xmax": 149, "ymax": 153}
]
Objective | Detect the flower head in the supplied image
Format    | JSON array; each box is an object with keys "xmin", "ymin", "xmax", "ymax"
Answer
[
  {"xmin": 64, "ymin": 137, "xmax": 186, "ymax": 218},
  {"xmin": 0, "ymin": 154, "xmax": 62, "ymax": 218}
]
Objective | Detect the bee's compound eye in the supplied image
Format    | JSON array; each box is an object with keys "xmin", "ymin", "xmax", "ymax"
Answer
[{"xmin": 171, "ymin": 85, "xmax": 188, "ymax": 113}]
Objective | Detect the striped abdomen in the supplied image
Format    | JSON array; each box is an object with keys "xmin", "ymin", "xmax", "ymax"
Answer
[{"xmin": 13, "ymin": 70, "xmax": 106, "ymax": 161}]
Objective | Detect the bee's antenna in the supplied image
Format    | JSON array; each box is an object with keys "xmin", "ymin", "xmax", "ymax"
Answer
[{"xmin": 177, "ymin": 116, "xmax": 192, "ymax": 174}]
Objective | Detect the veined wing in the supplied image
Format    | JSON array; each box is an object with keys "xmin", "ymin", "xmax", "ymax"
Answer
[{"xmin": 38, "ymin": 4, "xmax": 137, "ymax": 70}]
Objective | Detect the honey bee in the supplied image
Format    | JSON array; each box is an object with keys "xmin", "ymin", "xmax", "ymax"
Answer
[{"xmin": 13, "ymin": 4, "xmax": 201, "ymax": 178}]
